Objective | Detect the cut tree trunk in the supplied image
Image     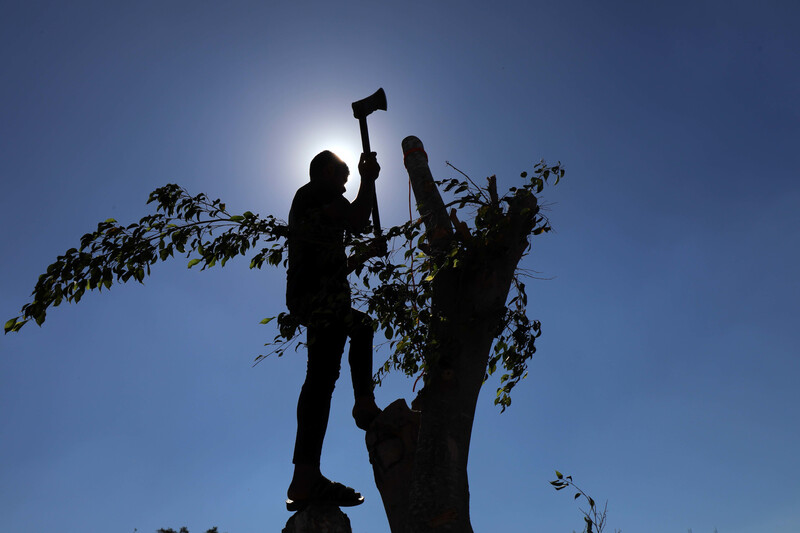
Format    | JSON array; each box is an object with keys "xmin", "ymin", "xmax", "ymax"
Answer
[
  {"xmin": 365, "ymin": 399, "xmax": 421, "ymax": 533},
  {"xmin": 363, "ymin": 137, "xmax": 539, "ymax": 533}
]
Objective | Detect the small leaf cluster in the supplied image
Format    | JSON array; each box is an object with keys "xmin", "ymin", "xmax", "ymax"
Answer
[
  {"xmin": 517, "ymin": 159, "xmax": 564, "ymax": 193},
  {"xmin": 253, "ymin": 312, "xmax": 304, "ymax": 364},
  {"xmin": 551, "ymin": 471, "xmax": 617, "ymax": 533},
  {"xmin": 486, "ymin": 279, "xmax": 542, "ymax": 411}
]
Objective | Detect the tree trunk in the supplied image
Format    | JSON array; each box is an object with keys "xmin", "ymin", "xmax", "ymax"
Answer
[
  {"xmin": 364, "ymin": 137, "xmax": 538, "ymax": 532},
  {"xmin": 365, "ymin": 399, "xmax": 421, "ymax": 533}
]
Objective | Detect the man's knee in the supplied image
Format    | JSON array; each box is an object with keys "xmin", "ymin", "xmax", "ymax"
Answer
[
  {"xmin": 306, "ymin": 326, "xmax": 345, "ymax": 385},
  {"xmin": 305, "ymin": 348, "xmax": 342, "ymax": 394},
  {"xmin": 305, "ymin": 363, "xmax": 340, "ymax": 391}
]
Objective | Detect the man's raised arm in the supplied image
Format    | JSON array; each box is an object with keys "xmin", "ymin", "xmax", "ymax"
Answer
[{"xmin": 349, "ymin": 152, "xmax": 380, "ymax": 232}]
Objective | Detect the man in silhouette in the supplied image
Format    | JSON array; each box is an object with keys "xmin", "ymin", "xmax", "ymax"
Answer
[{"xmin": 285, "ymin": 150, "xmax": 383, "ymax": 510}]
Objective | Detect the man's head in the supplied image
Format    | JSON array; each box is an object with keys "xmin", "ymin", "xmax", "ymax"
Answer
[{"xmin": 310, "ymin": 150, "xmax": 349, "ymax": 194}]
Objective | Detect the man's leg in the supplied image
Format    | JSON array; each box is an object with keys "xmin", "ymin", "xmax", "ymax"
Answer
[
  {"xmin": 346, "ymin": 309, "xmax": 381, "ymax": 430},
  {"xmin": 289, "ymin": 319, "xmax": 346, "ymax": 500}
]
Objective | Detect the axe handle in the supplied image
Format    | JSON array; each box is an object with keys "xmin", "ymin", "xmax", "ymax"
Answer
[
  {"xmin": 358, "ymin": 117, "xmax": 372, "ymax": 154},
  {"xmin": 357, "ymin": 117, "xmax": 382, "ymax": 234},
  {"xmin": 370, "ymin": 189, "xmax": 381, "ymax": 233}
]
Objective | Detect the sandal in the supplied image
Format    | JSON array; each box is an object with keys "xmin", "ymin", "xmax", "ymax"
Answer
[{"xmin": 286, "ymin": 477, "xmax": 365, "ymax": 512}]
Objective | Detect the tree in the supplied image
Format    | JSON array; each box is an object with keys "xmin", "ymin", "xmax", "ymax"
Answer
[{"xmin": 5, "ymin": 136, "xmax": 562, "ymax": 533}]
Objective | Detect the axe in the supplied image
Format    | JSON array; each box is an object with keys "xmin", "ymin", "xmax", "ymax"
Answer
[{"xmin": 351, "ymin": 88, "xmax": 387, "ymax": 234}]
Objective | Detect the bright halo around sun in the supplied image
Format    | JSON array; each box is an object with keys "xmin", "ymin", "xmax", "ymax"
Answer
[
  {"xmin": 294, "ymin": 127, "xmax": 362, "ymax": 197},
  {"xmin": 324, "ymin": 142, "xmax": 360, "ymax": 173}
]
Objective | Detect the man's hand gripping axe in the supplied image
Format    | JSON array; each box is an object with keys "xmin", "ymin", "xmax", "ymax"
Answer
[{"xmin": 351, "ymin": 88, "xmax": 387, "ymax": 235}]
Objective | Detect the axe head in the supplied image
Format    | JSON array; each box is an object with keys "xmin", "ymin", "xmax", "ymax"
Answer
[{"xmin": 352, "ymin": 88, "xmax": 387, "ymax": 119}]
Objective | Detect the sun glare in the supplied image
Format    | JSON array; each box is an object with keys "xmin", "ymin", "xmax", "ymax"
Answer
[
  {"xmin": 325, "ymin": 142, "xmax": 360, "ymax": 172},
  {"xmin": 293, "ymin": 126, "xmax": 362, "ymax": 197}
]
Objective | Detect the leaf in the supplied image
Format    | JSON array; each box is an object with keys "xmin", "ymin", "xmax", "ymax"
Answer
[
  {"xmin": 187, "ymin": 258, "xmax": 201, "ymax": 269},
  {"xmin": 230, "ymin": 215, "xmax": 244, "ymax": 222},
  {"xmin": 260, "ymin": 317, "xmax": 274, "ymax": 325},
  {"xmin": 4, "ymin": 318, "xmax": 17, "ymax": 332},
  {"xmin": 575, "ymin": 493, "xmax": 581, "ymax": 499},
  {"xmin": 555, "ymin": 470, "xmax": 563, "ymax": 479}
]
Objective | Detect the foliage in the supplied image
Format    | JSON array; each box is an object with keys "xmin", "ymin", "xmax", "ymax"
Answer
[
  {"xmin": 3, "ymin": 185, "xmax": 287, "ymax": 333},
  {"xmin": 5, "ymin": 161, "xmax": 563, "ymax": 409},
  {"xmin": 356, "ymin": 160, "xmax": 561, "ymax": 410},
  {"xmin": 550, "ymin": 471, "xmax": 621, "ymax": 533}
]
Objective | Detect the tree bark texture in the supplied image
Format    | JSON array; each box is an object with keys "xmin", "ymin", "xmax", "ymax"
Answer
[
  {"xmin": 365, "ymin": 399, "xmax": 421, "ymax": 533},
  {"xmin": 365, "ymin": 137, "xmax": 539, "ymax": 532}
]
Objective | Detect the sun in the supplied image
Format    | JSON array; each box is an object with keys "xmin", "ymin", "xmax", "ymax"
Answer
[
  {"xmin": 323, "ymin": 142, "xmax": 360, "ymax": 172},
  {"xmin": 292, "ymin": 126, "xmax": 362, "ymax": 196},
  {"xmin": 300, "ymin": 125, "xmax": 361, "ymax": 171}
]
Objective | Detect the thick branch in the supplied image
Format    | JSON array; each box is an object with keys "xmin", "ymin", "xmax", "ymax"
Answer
[{"xmin": 402, "ymin": 136, "xmax": 453, "ymax": 251}]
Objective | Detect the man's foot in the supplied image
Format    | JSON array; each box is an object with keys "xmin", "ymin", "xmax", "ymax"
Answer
[
  {"xmin": 286, "ymin": 476, "xmax": 365, "ymax": 511},
  {"xmin": 352, "ymin": 396, "xmax": 381, "ymax": 431}
]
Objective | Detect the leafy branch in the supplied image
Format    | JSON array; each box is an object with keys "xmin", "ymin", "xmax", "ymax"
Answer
[
  {"xmin": 4, "ymin": 184, "xmax": 288, "ymax": 334},
  {"xmin": 550, "ymin": 471, "xmax": 621, "ymax": 533},
  {"xmin": 6, "ymin": 160, "xmax": 563, "ymax": 410}
]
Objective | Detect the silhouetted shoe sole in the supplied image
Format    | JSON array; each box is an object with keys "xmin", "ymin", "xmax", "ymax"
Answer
[{"xmin": 285, "ymin": 479, "xmax": 365, "ymax": 512}]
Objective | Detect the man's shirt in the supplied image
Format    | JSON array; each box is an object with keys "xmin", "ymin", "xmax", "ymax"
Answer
[{"xmin": 286, "ymin": 181, "xmax": 351, "ymax": 320}]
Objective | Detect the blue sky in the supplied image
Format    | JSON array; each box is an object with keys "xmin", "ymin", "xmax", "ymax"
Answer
[{"xmin": 2, "ymin": 1, "xmax": 798, "ymax": 532}]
